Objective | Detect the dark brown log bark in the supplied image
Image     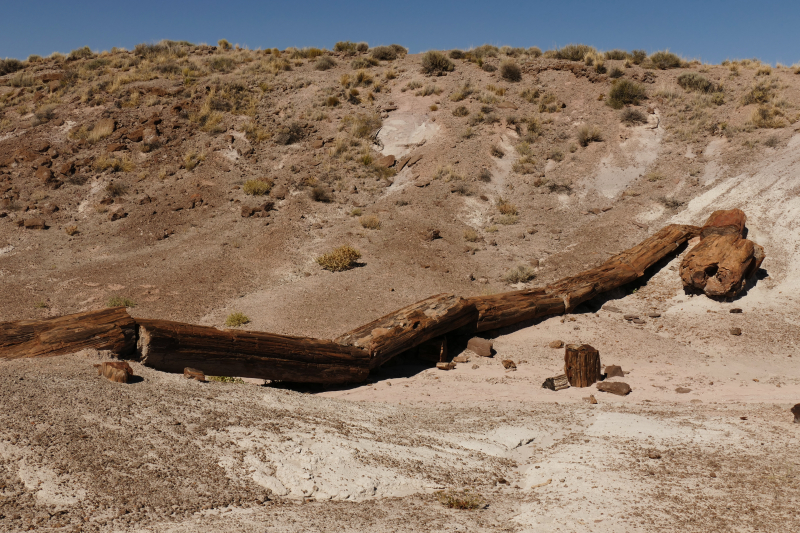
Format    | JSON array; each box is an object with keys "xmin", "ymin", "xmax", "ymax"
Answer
[
  {"xmin": 700, "ymin": 209, "xmax": 746, "ymax": 239},
  {"xmin": 564, "ymin": 344, "xmax": 601, "ymax": 387},
  {"xmin": 467, "ymin": 224, "xmax": 700, "ymax": 331},
  {"xmin": 0, "ymin": 307, "xmax": 136, "ymax": 360},
  {"xmin": 335, "ymin": 294, "xmax": 477, "ymax": 369},
  {"xmin": 542, "ymin": 374, "xmax": 570, "ymax": 391},
  {"xmin": 137, "ymin": 319, "xmax": 370, "ymax": 384},
  {"xmin": 680, "ymin": 234, "xmax": 765, "ymax": 297}
]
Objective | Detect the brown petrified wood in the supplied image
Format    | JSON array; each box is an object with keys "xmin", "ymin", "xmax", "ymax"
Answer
[
  {"xmin": 183, "ymin": 367, "xmax": 206, "ymax": 382},
  {"xmin": 681, "ymin": 210, "xmax": 765, "ymax": 297},
  {"xmin": 137, "ymin": 319, "xmax": 370, "ymax": 384},
  {"xmin": 564, "ymin": 344, "xmax": 601, "ymax": 387},
  {"xmin": 416, "ymin": 336, "xmax": 448, "ymax": 362},
  {"xmin": 467, "ymin": 224, "xmax": 700, "ymax": 331},
  {"xmin": 335, "ymin": 294, "xmax": 478, "ymax": 369},
  {"xmin": 94, "ymin": 361, "xmax": 134, "ymax": 383},
  {"xmin": 0, "ymin": 307, "xmax": 136, "ymax": 360},
  {"xmin": 542, "ymin": 374, "xmax": 570, "ymax": 391}
]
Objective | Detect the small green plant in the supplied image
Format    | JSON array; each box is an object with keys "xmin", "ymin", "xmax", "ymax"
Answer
[
  {"xmin": 316, "ymin": 245, "xmax": 362, "ymax": 272},
  {"xmin": 107, "ymin": 296, "xmax": 136, "ymax": 308},
  {"xmin": 243, "ymin": 179, "xmax": 273, "ymax": 196},
  {"xmin": 225, "ymin": 312, "xmax": 250, "ymax": 327},
  {"xmin": 609, "ymin": 67, "xmax": 624, "ymax": 79},
  {"xmin": 607, "ymin": 79, "xmax": 646, "ymax": 109},
  {"xmin": 436, "ymin": 489, "xmax": 486, "ymax": 510},
  {"xmin": 577, "ymin": 125, "xmax": 603, "ymax": 147},
  {"xmin": 503, "ymin": 264, "xmax": 536, "ymax": 284},
  {"xmin": 421, "ymin": 51, "xmax": 454, "ymax": 75},
  {"xmin": 359, "ymin": 215, "xmax": 381, "ymax": 229}
]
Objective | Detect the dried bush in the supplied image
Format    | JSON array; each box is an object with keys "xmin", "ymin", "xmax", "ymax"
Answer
[
  {"xmin": 449, "ymin": 82, "xmax": 473, "ymax": 102},
  {"xmin": 0, "ymin": 58, "xmax": 23, "ymax": 75},
  {"xmin": 359, "ymin": 215, "xmax": 381, "ymax": 229},
  {"xmin": 310, "ymin": 185, "xmax": 332, "ymax": 202},
  {"xmin": 351, "ymin": 56, "xmax": 378, "ymax": 69},
  {"xmin": 94, "ymin": 155, "xmax": 134, "ymax": 173},
  {"xmin": 107, "ymin": 296, "xmax": 136, "ymax": 308},
  {"xmin": 464, "ymin": 229, "xmax": 479, "ymax": 242},
  {"xmin": 389, "ymin": 44, "xmax": 408, "ymax": 56},
  {"xmin": 449, "ymin": 50, "xmax": 465, "ymax": 59},
  {"xmin": 225, "ymin": 312, "xmax": 250, "ymax": 327},
  {"xmin": 315, "ymin": 56, "xmax": 336, "ymax": 71},
  {"xmin": 490, "ymin": 145, "xmax": 505, "ymax": 158},
  {"xmin": 630, "ymin": 50, "xmax": 647, "ymax": 64},
  {"xmin": 183, "ymin": 151, "xmax": 205, "ymax": 171},
  {"xmin": 577, "ymin": 125, "xmax": 603, "ymax": 147},
  {"xmin": 750, "ymin": 105, "xmax": 786, "ymax": 128},
  {"xmin": 421, "ymin": 51, "xmax": 454, "ymax": 75},
  {"xmin": 741, "ymin": 80, "xmax": 775, "ymax": 105},
  {"xmin": 496, "ymin": 198, "xmax": 518, "ymax": 215},
  {"xmin": 68, "ymin": 46, "xmax": 94, "ymax": 60},
  {"xmin": 371, "ymin": 46, "xmax": 397, "ymax": 61},
  {"xmin": 274, "ymin": 122, "xmax": 304, "ymax": 145},
  {"xmin": 609, "ymin": 67, "xmax": 624, "ymax": 79},
  {"xmin": 316, "ymin": 245, "xmax": 362, "ymax": 272},
  {"xmin": 481, "ymin": 63, "xmax": 496, "ymax": 73},
  {"xmin": 677, "ymin": 72, "xmax": 715, "ymax": 93},
  {"xmin": 503, "ymin": 265, "xmax": 536, "ymax": 284},
  {"xmin": 499, "ymin": 59, "xmax": 522, "ymax": 81},
  {"xmin": 554, "ymin": 44, "xmax": 596, "ymax": 61},
  {"xmin": 334, "ymin": 41, "xmax": 357, "ymax": 55},
  {"xmin": 105, "ymin": 181, "xmax": 128, "ymax": 197},
  {"xmin": 243, "ymin": 179, "xmax": 273, "ymax": 196},
  {"xmin": 607, "ymin": 79, "xmax": 646, "ymax": 109},
  {"xmin": 341, "ymin": 112, "xmax": 381, "ymax": 139},
  {"xmin": 65, "ymin": 225, "xmax": 79, "ymax": 236},
  {"xmin": 649, "ymin": 50, "xmax": 682, "ymax": 69},
  {"xmin": 605, "ymin": 49, "xmax": 628, "ymax": 60},
  {"xmin": 478, "ymin": 168, "xmax": 492, "ymax": 182},
  {"xmin": 621, "ymin": 108, "xmax": 648, "ymax": 125},
  {"xmin": 356, "ymin": 42, "xmax": 369, "ymax": 53},
  {"xmin": 217, "ymin": 39, "xmax": 233, "ymax": 50}
]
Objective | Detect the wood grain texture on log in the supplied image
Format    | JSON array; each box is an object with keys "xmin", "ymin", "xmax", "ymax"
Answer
[
  {"xmin": 335, "ymin": 294, "xmax": 478, "ymax": 369},
  {"xmin": 467, "ymin": 224, "xmax": 699, "ymax": 331},
  {"xmin": 137, "ymin": 319, "xmax": 370, "ymax": 384},
  {"xmin": 0, "ymin": 307, "xmax": 136, "ymax": 360},
  {"xmin": 542, "ymin": 374, "xmax": 570, "ymax": 391},
  {"xmin": 680, "ymin": 233, "xmax": 766, "ymax": 297},
  {"xmin": 700, "ymin": 209, "xmax": 746, "ymax": 238},
  {"xmin": 564, "ymin": 344, "xmax": 601, "ymax": 387},
  {"xmin": 94, "ymin": 361, "xmax": 134, "ymax": 383}
]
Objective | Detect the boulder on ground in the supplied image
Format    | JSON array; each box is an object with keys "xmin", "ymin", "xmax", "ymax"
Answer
[
  {"xmin": 549, "ymin": 340, "xmax": 564, "ymax": 349},
  {"xmin": 467, "ymin": 337, "xmax": 493, "ymax": 357},
  {"xmin": 604, "ymin": 365, "xmax": 624, "ymax": 378},
  {"xmin": 597, "ymin": 381, "xmax": 632, "ymax": 396}
]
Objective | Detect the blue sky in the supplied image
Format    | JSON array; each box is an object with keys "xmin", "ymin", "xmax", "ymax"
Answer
[{"xmin": 2, "ymin": 1, "xmax": 799, "ymax": 65}]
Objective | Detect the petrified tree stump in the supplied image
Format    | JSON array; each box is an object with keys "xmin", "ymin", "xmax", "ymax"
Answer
[
  {"xmin": 564, "ymin": 344, "xmax": 601, "ymax": 387},
  {"xmin": 680, "ymin": 209, "xmax": 765, "ymax": 298},
  {"xmin": 94, "ymin": 361, "xmax": 134, "ymax": 383}
]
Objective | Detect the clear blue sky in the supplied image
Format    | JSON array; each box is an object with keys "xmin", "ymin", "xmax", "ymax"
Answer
[{"xmin": 2, "ymin": 1, "xmax": 799, "ymax": 65}]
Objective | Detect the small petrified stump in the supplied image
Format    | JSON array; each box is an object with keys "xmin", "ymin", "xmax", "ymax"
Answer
[
  {"xmin": 564, "ymin": 344, "xmax": 601, "ymax": 387},
  {"xmin": 502, "ymin": 360, "xmax": 517, "ymax": 370},
  {"xmin": 542, "ymin": 374, "xmax": 569, "ymax": 391},
  {"xmin": 791, "ymin": 404, "xmax": 800, "ymax": 424},
  {"xmin": 467, "ymin": 337, "xmax": 493, "ymax": 357},
  {"xmin": 94, "ymin": 361, "xmax": 134, "ymax": 383},
  {"xmin": 604, "ymin": 365, "xmax": 624, "ymax": 378},
  {"xmin": 183, "ymin": 367, "xmax": 206, "ymax": 382},
  {"xmin": 597, "ymin": 381, "xmax": 631, "ymax": 396}
]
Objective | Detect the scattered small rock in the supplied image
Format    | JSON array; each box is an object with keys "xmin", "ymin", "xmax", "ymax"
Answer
[
  {"xmin": 452, "ymin": 355, "xmax": 470, "ymax": 363},
  {"xmin": 467, "ymin": 337, "xmax": 493, "ymax": 357},
  {"xmin": 604, "ymin": 365, "xmax": 624, "ymax": 378},
  {"xmin": 623, "ymin": 314, "xmax": 639, "ymax": 320},
  {"xmin": 791, "ymin": 404, "xmax": 800, "ymax": 424},
  {"xmin": 501, "ymin": 360, "xmax": 517, "ymax": 370},
  {"xmin": 584, "ymin": 395, "xmax": 598, "ymax": 404},
  {"xmin": 730, "ymin": 327, "xmax": 742, "ymax": 336},
  {"xmin": 647, "ymin": 451, "xmax": 662, "ymax": 460},
  {"xmin": 436, "ymin": 362, "xmax": 456, "ymax": 371},
  {"xmin": 603, "ymin": 305, "xmax": 622, "ymax": 313},
  {"xmin": 631, "ymin": 318, "xmax": 646, "ymax": 325},
  {"xmin": 596, "ymin": 381, "xmax": 632, "ymax": 396},
  {"xmin": 549, "ymin": 340, "xmax": 564, "ymax": 349},
  {"xmin": 675, "ymin": 387, "xmax": 692, "ymax": 394},
  {"xmin": 375, "ymin": 154, "xmax": 396, "ymax": 168},
  {"xmin": 23, "ymin": 218, "xmax": 46, "ymax": 230},
  {"xmin": 647, "ymin": 312, "xmax": 661, "ymax": 318},
  {"xmin": 471, "ymin": 364, "xmax": 479, "ymax": 369},
  {"xmin": 730, "ymin": 308, "xmax": 743, "ymax": 314}
]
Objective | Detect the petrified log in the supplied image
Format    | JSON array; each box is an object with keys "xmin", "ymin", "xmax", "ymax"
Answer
[
  {"xmin": 791, "ymin": 404, "xmax": 800, "ymax": 424},
  {"xmin": 467, "ymin": 224, "xmax": 699, "ymax": 331},
  {"xmin": 564, "ymin": 344, "xmax": 601, "ymax": 387},
  {"xmin": 0, "ymin": 307, "xmax": 136, "ymax": 359},
  {"xmin": 604, "ymin": 365, "xmax": 625, "ymax": 378},
  {"xmin": 94, "ymin": 361, "xmax": 134, "ymax": 383},
  {"xmin": 183, "ymin": 367, "xmax": 206, "ymax": 382},
  {"xmin": 335, "ymin": 294, "xmax": 478, "ymax": 369},
  {"xmin": 137, "ymin": 319, "xmax": 370, "ymax": 384},
  {"xmin": 700, "ymin": 208, "xmax": 746, "ymax": 238},
  {"xmin": 597, "ymin": 381, "xmax": 632, "ymax": 396},
  {"xmin": 680, "ymin": 233, "xmax": 765, "ymax": 297},
  {"xmin": 542, "ymin": 374, "xmax": 570, "ymax": 391},
  {"xmin": 417, "ymin": 336, "xmax": 448, "ymax": 362}
]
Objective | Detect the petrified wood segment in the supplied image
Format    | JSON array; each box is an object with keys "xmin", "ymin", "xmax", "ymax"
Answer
[
  {"xmin": 564, "ymin": 344, "xmax": 601, "ymax": 388},
  {"xmin": 94, "ymin": 361, "xmax": 134, "ymax": 383},
  {"xmin": 335, "ymin": 294, "xmax": 478, "ymax": 369},
  {"xmin": 137, "ymin": 319, "xmax": 370, "ymax": 384},
  {"xmin": 0, "ymin": 307, "xmax": 136, "ymax": 360}
]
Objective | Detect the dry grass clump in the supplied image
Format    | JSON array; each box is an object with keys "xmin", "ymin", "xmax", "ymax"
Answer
[
  {"xmin": 503, "ymin": 264, "xmax": 536, "ymax": 284},
  {"xmin": 449, "ymin": 50, "xmax": 465, "ymax": 59},
  {"xmin": 741, "ymin": 80, "xmax": 776, "ymax": 105},
  {"xmin": 334, "ymin": 41, "xmax": 357, "ymax": 55},
  {"xmin": 607, "ymin": 79, "xmax": 646, "ymax": 109},
  {"xmin": 609, "ymin": 67, "xmax": 624, "ymax": 79},
  {"xmin": 437, "ymin": 488, "xmax": 483, "ymax": 510},
  {"xmin": 0, "ymin": 58, "xmax": 23, "ymax": 75},
  {"xmin": 421, "ymin": 51, "xmax": 454, "ymax": 75},
  {"xmin": 315, "ymin": 56, "xmax": 336, "ymax": 71},
  {"xmin": 359, "ymin": 215, "xmax": 381, "ymax": 229},
  {"xmin": 107, "ymin": 296, "xmax": 136, "ymax": 308},
  {"xmin": 69, "ymin": 119, "xmax": 115, "ymax": 144},
  {"xmin": 449, "ymin": 82, "xmax": 474, "ymax": 101},
  {"xmin": 648, "ymin": 50, "xmax": 683, "ymax": 69},
  {"xmin": 351, "ymin": 56, "xmax": 379, "ymax": 69},
  {"xmin": 553, "ymin": 44, "xmax": 596, "ymax": 61},
  {"xmin": 605, "ymin": 49, "xmax": 628, "ymax": 60},
  {"xmin": 105, "ymin": 181, "xmax": 128, "ymax": 197},
  {"xmin": 243, "ymin": 179, "xmax": 273, "ymax": 196},
  {"xmin": 371, "ymin": 46, "xmax": 397, "ymax": 61},
  {"xmin": 310, "ymin": 185, "xmax": 332, "ymax": 202},
  {"xmin": 68, "ymin": 46, "xmax": 94, "ymax": 60},
  {"xmin": 464, "ymin": 229, "xmax": 479, "ymax": 242},
  {"xmin": 341, "ymin": 112, "xmax": 381, "ymax": 139},
  {"xmin": 225, "ymin": 312, "xmax": 250, "ymax": 327},
  {"xmin": 490, "ymin": 144, "xmax": 505, "ymax": 158},
  {"xmin": 677, "ymin": 72, "xmax": 716, "ymax": 93},
  {"xmin": 499, "ymin": 59, "xmax": 521, "ymax": 81},
  {"xmin": 65, "ymin": 225, "xmax": 79, "ymax": 236},
  {"xmin": 316, "ymin": 245, "xmax": 362, "ymax": 272},
  {"xmin": 577, "ymin": 125, "xmax": 603, "ymax": 146},
  {"xmin": 621, "ymin": 108, "xmax": 648, "ymax": 125},
  {"xmin": 217, "ymin": 39, "xmax": 233, "ymax": 50},
  {"xmin": 750, "ymin": 105, "xmax": 786, "ymax": 128},
  {"xmin": 184, "ymin": 151, "xmax": 205, "ymax": 171},
  {"xmin": 433, "ymin": 165, "xmax": 464, "ymax": 182},
  {"xmin": 496, "ymin": 198, "xmax": 518, "ymax": 215},
  {"xmin": 756, "ymin": 66, "xmax": 772, "ymax": 76},
  {"xmin": 274, "ymin": 122, "xmax": 305, "ymax": 145},
  {"xmin": 94, "ymin": 155, "xmax": 134, "ymax": 173}
]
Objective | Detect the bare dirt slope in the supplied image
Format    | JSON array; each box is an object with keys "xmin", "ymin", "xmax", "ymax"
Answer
[{"xmin": 2, "ymin": 43, "xmax": 800, "ymax": 532}]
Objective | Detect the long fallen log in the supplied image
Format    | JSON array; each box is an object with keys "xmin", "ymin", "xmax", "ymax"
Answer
[
  {"xmin": 137, "ymin": 319, "xmax": 370, "ymax": 384},
  {"xmin": 0, "ymin": 307, "xmax": 136, "ymax": 360},
  {"xmin": 467, "ymin": 224, "xmax": 700, "ymax": 331},
  {"xmin": 334, "ymin": 294, "xmax": 477, "ymax": 369},
  {"xmin": 680, "ymin": 209, "xmax": 765, "ymax": 297}
]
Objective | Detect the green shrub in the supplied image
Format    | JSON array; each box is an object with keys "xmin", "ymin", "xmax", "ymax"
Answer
[
  {"xmin": 315, "ymin": 56, "xmax": 336, "ymax": 71},
  {"xmin": 677, "ymin": 72, "xmax": 715, "ymax": 93},
  {"xmin": 316, "ymin": 245, "xmax": 362, "ymax": 272},
  {"xmin": 607, "ymin": 79, "xmax": 646, "ymax": 109},
  {"xmin": 371, "ymin": 46, "xmax": 397, "ymax": 61},
  {"xmin": 0, "ymin": 58, "xmax": 23, "ymax": 76},
  {"xmin": 605, "ymin": 49, "xmax": 628, "ymax": 60},
  {"xmin": 630, "ymin": 50, "xmax": 647, "ymax": 64},
  {"xmin": 499, "ymin": 59, "xmax": 521, "ymax": 81},
  {"xmin": 243, "ymin": 179, "xmax": 273, "ymax": 196},
  {"xmin": 334, "ymin": 41, "xmax": 357, "ymax": 54},
  {"xmin": 554, "ymin": 44, "xmax": 596, "ymax": 61},
  {"xmin": 648, "ymin": 50, "xmax": 682, "ymax": 69},
  {"xmin": 577, "ymin": 125, "xmax": 603, "ymax": 146},
  {"xmin": 107, "ymin": 296, "xmax": 136, "ymax": 308},
  {"xmin": 225, "ymin": 312, "xmax": 250, "ymax": 327},
  {"xmin": 421, "ymin": 51, "xmax": 454, "ymax": 75}
]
